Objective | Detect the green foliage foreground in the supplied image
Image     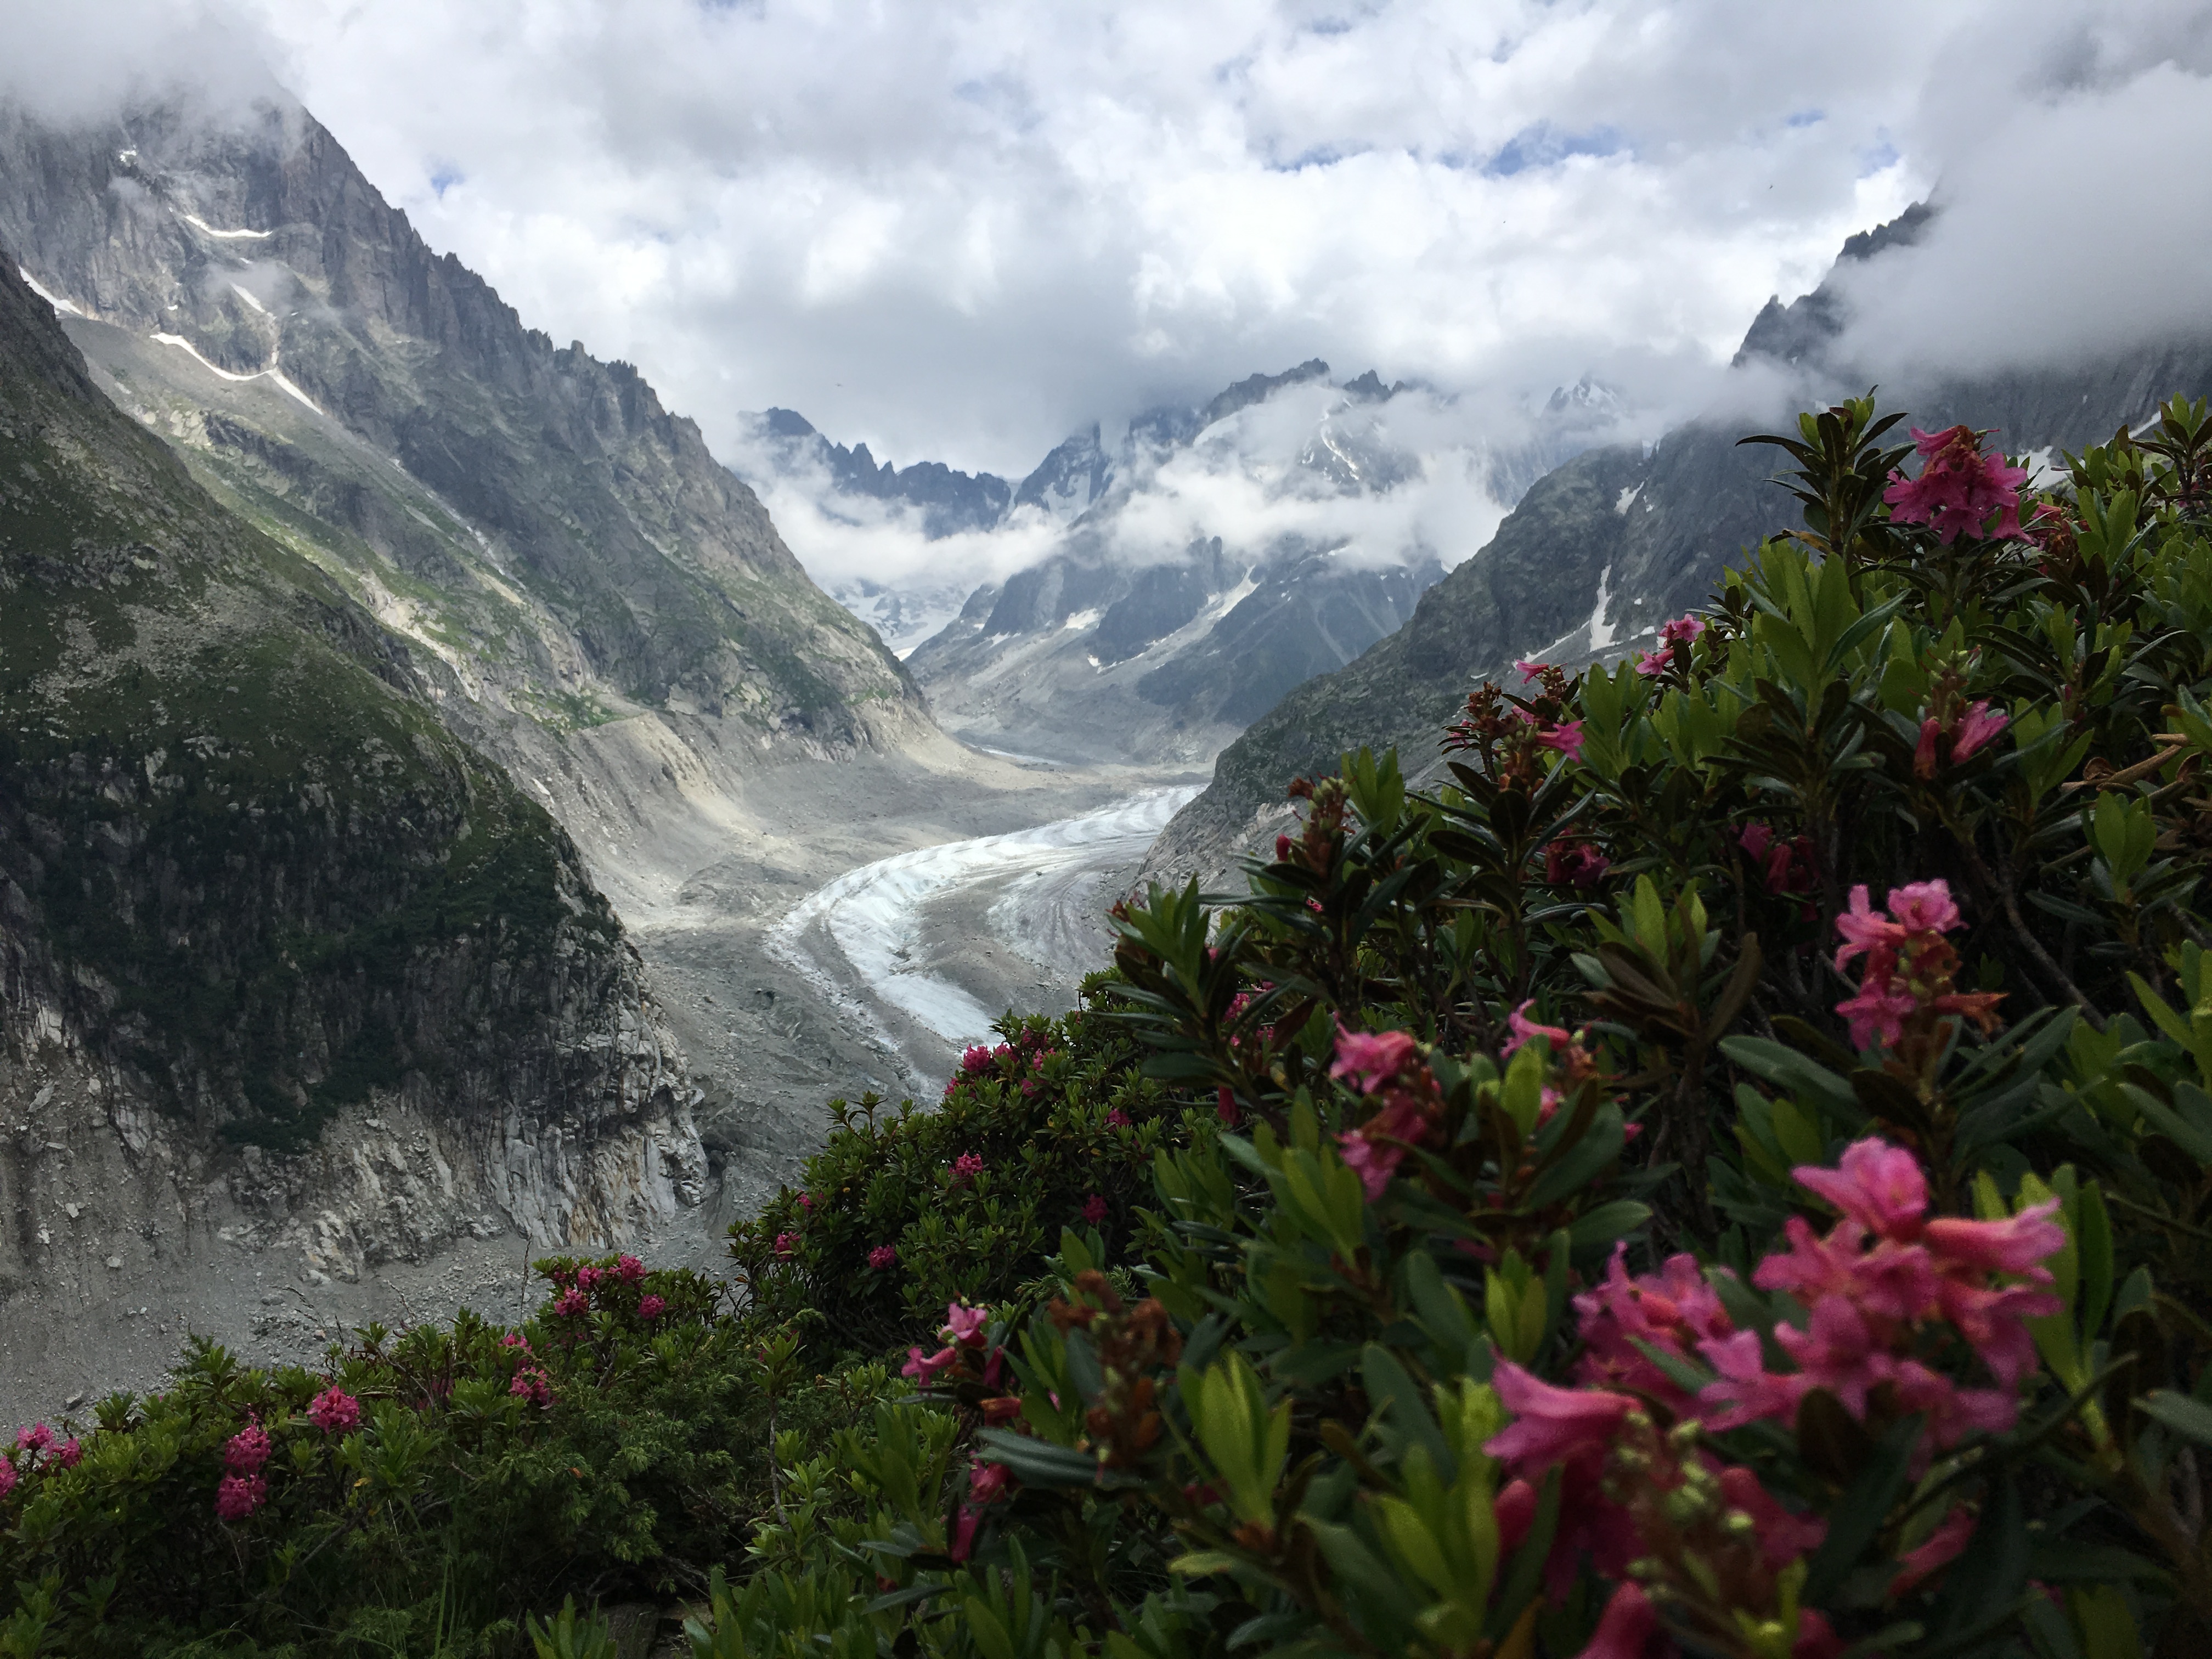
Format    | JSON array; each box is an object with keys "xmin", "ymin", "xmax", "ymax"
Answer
[{"xmin": 12, "ymin": 399, "xmax": 2212, "ymax": 1658}]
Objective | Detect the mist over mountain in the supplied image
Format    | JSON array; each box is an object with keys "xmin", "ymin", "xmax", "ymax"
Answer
[
  {"xmin": 731, "ymin": 359, "xmax": 1639, "ymax": 752},
  {"xmin": 1142, "ymin": 201, "xmax": 2212, "ymax": 888}
]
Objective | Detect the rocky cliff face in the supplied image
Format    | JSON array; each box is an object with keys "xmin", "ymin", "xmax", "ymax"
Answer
[
  {"xmin": 1144, "ymin": 207, "xmax": 2212, "ymax": 889},
  {"xmin": 0, "ymin": 251, "xmax": 703, "ymax": 1410},
  {"xmin": 0, "ymin": 96, "xmax": 957, "ymax": 931}
]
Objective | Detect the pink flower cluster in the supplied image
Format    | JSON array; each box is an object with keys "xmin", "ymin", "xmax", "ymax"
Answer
[
  {"xmin": 1544, "ymin": 837, "xmax": 1610, "ymax": 889},
  {"xmin": 552, "ymin": 1289, "xmax": 590, "ymax": 1317},
  {"xmin": 1502, "ymin": 1000, "xmax": 1571, "ymax": 1059},
  {"xmin": 1485, "ymin": 1139, "xmax": 2061, "ymax": 1637},
  {"xmin": 511, "ymin": 1365, "xmax": 552, "ymax": 1406},
  {"xmin": 1832, "ymin": 878, "xmax": 2001, "ymax": 1051},
  {"xmin": 225, "ymin": 1422, "xmax": 272, "ymax": 1476},
  {"xmin": 1537, "ymin": 719, "xmax": 1584, "ymax": 761},
  {"xmin": 1702, "ymin": 1139, "xmax": 2063, "ymax": 1456},
  {"xmin": 616, "ymin": 1254, "xmax": 646, "ymax": 1283},
  {"xmin": 1883, "ymin": 425, "xmax": 2030, "ymax": 544},
  {"xmin": 904, "ymin": 1300, "xmax": 1001, "ymax": 1390},
  {"xmin": 1081, "ymin": 1193, "xmax": 1109, "ymax": 1225},
  {"xmin": 5, "ymin": 1423, "xmax": 83, "ymax": 1496},
  {"xmin": 952, "ymin": 1457, "xmax": 1017, "ymax": 1560},
  {"xmin": 1635, "ymin": 613, "xmax": 1707, "ymax": 677},
  {"xmin": 1914, "ymin": 700, "xmax": 2007, "ymax": 777},
  {"xmin": 215, "ymin": 1472, "xmax": 267, "ymax": 1520},
  {"xmin": 950, "ymin": 1150, "xmax": 985, "ymax": 1186},
  {"xmin": 1329, "ymin": 1026, "xmax": 1439, "ymax": 1200},
  {"xmin": 868, "ymin": 1244, "xmax": 899, "ymax": 1271},
  {"xmin": 638, "ymin": 1294, "xmax": 667, "ymax": 1321},
  {"xmin": 945, "ymin": 1030, "xmax": 1062, "ymax": 1098},
  {"xmin": 773, "ymin": 1232, "xmax": 797, "ymax": 1260},
  {"xmin": 306, "ymin": 1386, "xmax": 361, "ymax": 1435},
  {"xmin": 1739, "ymin": 822, "xmax": 1818, "ymax": 898},
  {"xmin": 1501, "ymin": 1139, "xmax": 2060, "ymax": 1479}
]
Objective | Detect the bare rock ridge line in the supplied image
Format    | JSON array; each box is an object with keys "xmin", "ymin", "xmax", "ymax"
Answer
[
  {"xmin": 1140, "ymin": 205, "xmax": 2212, "ymax": 891},
  {"xmin": 0, "ymin": 244, "xmax": 707, "ymax": 1412},
  {"xmin": 0, "ymin": 97, "xmax": 938, "ymax": 919}
]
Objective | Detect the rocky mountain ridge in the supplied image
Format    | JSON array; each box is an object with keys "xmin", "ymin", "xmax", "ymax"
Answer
[
  {"xmin": 741, "ymin": 360, "xmax": 1623, "ymax": 763},
  {"xmin": 0, "ymin": 98, "xmax": 935, "ymax": 919},
  {"xmin": 0, "ymin": 247, "xmax": 703, "ymax": 1413}
]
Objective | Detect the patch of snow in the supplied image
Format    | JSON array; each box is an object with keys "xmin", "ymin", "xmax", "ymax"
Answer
[
  {"xmin": 149, "ymin": 331, "xmax": 321, "ymax": 415},
  {"xmin": 181, "ymin": 213, "xmax": 271, "ymax": 240},
  {"xmin": 1587, "ymin": 563, "xmax": 1617, "ymax": 651},
  {"xmin": 17, "ymin": 268, "xmax": 81, "ymax": 316},
  {"xmin": 1062, "ymin": 608, "xmax": 1103, "ymax": 631},
  {"xmin": 1615, "ymin": 484, "xmax": 1642, "ymax": 516},
  {"xmin": 229, "ymin": 282, "xmax": 268, "ymax": 314}
]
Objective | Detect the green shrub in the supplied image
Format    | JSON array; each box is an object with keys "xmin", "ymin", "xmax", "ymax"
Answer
[
  {"xmin": 0, "ymin": 1256, "xmax": 750, "ymax": 1656},
  {"xmin": 681, "ymin": 398, "xmax": 2212, "ymax": 1658},
  {"xmin": 18, "ymin": 397, "xmax": 2212, "ymax": 1659}
]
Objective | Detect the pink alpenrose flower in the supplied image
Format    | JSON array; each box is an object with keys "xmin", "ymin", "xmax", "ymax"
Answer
[
  {"xmin": 214, "ymin": 1473, "xmax": 267, "ymax": 1521},
  {"xmin": 1329, "ymin": 1025, "xmax": 1417, "ymax": 1093},
  {"xmin": 1579, "ymin": 1582, "xmax": 1658, "ymax": 1659},
  {"xmin": 1884, "ymin": 425, "xmax": 2030, "ymax": 544},
  {"xmin": 1483, "ymin": 1361, "xmax": 1634, "ymax": 1472},
  {"xmin": 1534, "ymin": 719, "xmax": 1585, "ymax": 761},
  {"xmin": 1793, "ymin": 1136, "xmax": 1929, "ymax": 1241},
  {"xmin": 902, "ymin": 1345, "xmax": 958, "ymax": 1385},
  {"xmin": 307, "ymin": 1387, "xmax": 361, "ymax": 1435},
  {"xmin": 1502, "ymin": 999, "xmax": 1571, "ymax": 1057},
  {"xmin": 943, "ymin": 1302, "xmax": 990, "ymax": 1345}
]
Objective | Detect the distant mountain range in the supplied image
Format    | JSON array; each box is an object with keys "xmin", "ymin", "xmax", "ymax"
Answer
[
  {"xmin": 1140, "ymin": 204, "xmax": 2212, "ymax": 888},
  {"xmin": 733, "ymin": 360, "xmax": 1630, "ymax": 761}
]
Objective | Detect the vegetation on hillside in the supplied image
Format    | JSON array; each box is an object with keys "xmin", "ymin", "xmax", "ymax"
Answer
[{"xmin": 11, "ymin": 396, "xmax": 2212, "ymax": 1658}]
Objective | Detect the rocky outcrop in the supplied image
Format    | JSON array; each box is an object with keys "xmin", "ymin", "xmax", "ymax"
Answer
[
  {"xmin": 0, "ymin": 97, "xmax": 921, "ymax": 747},
  {"xmin": 0, "ymin": 249, "xmax": 703, "ymax": 1410}
]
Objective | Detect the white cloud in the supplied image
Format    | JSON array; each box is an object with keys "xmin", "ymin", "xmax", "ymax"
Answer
[
  {"xmin": 7, "ymin": 0, "xmax": 2208, "ymax": 490},
  {"xmin": 212, "ymin": 0, "xmax": 1964, "ymax": 476},
  {"xmin": 1832, "ymin": 7, "xmax": 2212, "ymax": 382}
]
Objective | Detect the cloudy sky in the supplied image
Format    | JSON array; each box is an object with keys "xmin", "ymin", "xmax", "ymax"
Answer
[{"xmin": 8, "ymin": 1, "xmax": 2212, "ymax": 478}]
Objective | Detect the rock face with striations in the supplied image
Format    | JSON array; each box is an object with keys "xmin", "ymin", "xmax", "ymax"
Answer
[
  {"xmin": 1142, "ymin": 206, "xmax": 2212, "ymax": 889},
  {"xmin": 0, "ymin": 98, "xmax": 928, "ymax": 918},
  {"xmin": 0, "ymin": 247, "xmax": 703, "ymax": 1411}
]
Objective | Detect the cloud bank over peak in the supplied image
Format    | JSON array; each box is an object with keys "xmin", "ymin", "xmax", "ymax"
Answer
[{"xmin": 4, "ymin": 1, "xmax": 2208, "ymax": 487}]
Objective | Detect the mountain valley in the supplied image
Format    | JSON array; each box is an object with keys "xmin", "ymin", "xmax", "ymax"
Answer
[
  {"xmin": 0, "ymin": 97, "xmax": 1193, "ymax": 1415},
  {"xmin": 10, "ymin": 95, "xmax": 2212, "ymax": 1434}
]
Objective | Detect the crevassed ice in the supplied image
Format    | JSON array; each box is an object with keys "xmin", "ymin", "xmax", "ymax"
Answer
[{"xmin": 771, "ymin": 787, "xmax": 1198, "ymax": 1046}]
